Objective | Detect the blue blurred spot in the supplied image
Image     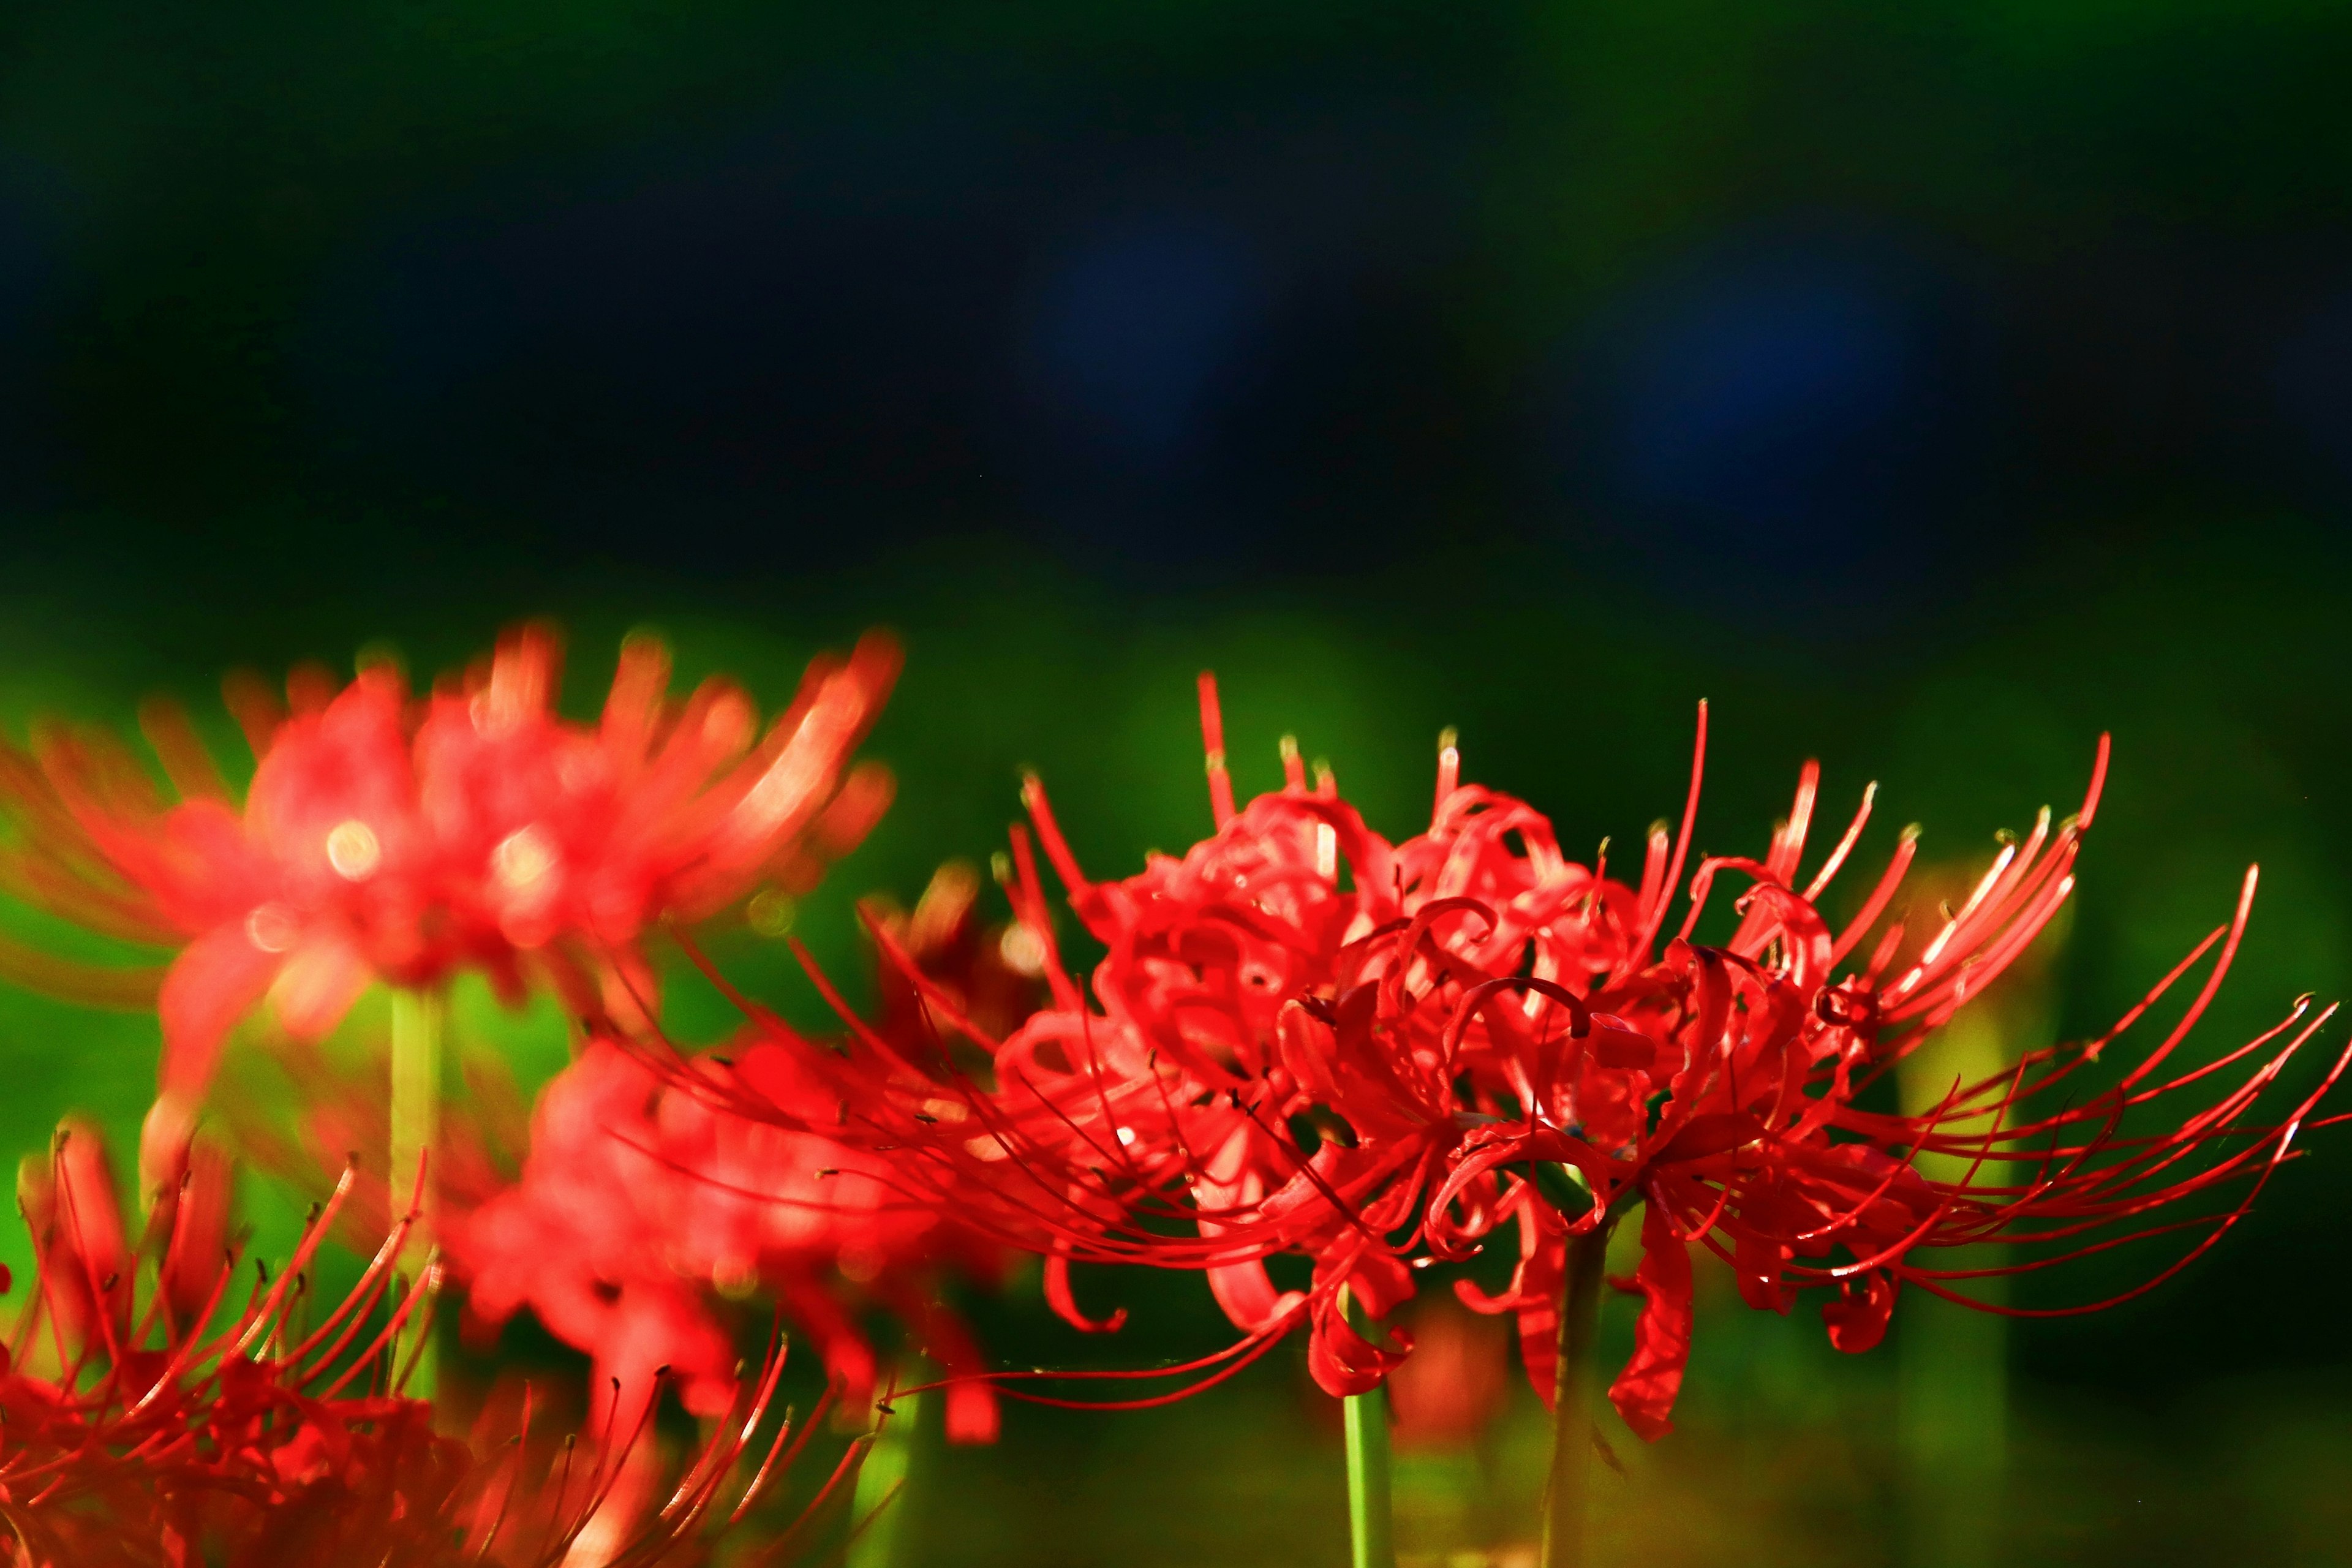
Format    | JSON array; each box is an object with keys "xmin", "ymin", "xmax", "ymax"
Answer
[
  {"xmin": 1547, "ymin": 235, "xmax": 1975, "ymax": 601},
  {"xmin": 1024, "ymin": 216, "xmax": 1268, "ymax": 470},
  {"xmin": 2274, "ymin": 284, "xmax": 2352, "ymax": 484},
  {"xmin": 1619, "ymin": 276, "xmax": 1910, "ymax": 525}
]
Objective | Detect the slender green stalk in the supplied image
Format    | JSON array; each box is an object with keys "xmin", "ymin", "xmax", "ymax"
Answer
[
  {"xmin": 1343, "ymin": 1289, "xmax": 1396, "ymax": 1568},
  {"xmin": 388, "ymin": 986, "xmax": 443, "ymax": 1400},
  {"xmin": 847, "ymin": 1375, "xmax": 923, "ymax": 1568},
  {"xmin": 1343, "ymin": 1382, "xmax": 1395, "ymax": 1568},
  {"xmin": 1539, "ymin": 1224, "xmax": 1615, "ymax": 1568}
]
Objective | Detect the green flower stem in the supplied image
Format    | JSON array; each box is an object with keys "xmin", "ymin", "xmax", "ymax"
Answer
[
  {"xmin": 1343, "ymin": 1290, "xmax": 1395, "ymax": 1568},
  {"xmin": 848, "ymin": 1373, "xmax": 923, "ymax": 1568},
  {"xmin": 1539, "ymin": 1223, "xmax": 1615, "ymax": 1568},
  {"xmin": 388, "ymin": 986, "xmax": 443, "ymax": 1400}
]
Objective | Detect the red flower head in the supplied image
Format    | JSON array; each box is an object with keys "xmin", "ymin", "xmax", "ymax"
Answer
[
  {"xmin": 2, "ymin": 1123, "xmax": 859, "ymax": 1567},
  {"xmin": 456, "ymin": 862, "xmax": 1035, "ymax": 1448},
  {"xmin": 698, "ymin": 681, "xmax": 2346, "ymax": 1444},
  {"xmin": 705, "ymin": 678, "xmax": 1588, "ymax": 1401},
  {"xmin": 0, "ymin": 626, "xmax": 900, "ymax": 1187},
  {"xmin": 1419, "ymin": 717, "xmax": 2348, "ymax": 1440}
]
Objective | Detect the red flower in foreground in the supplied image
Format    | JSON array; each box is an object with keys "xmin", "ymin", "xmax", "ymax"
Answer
[
  {"xmin": 0, "ymin": 626, "xmax": 899, "ymax": 1184},
  {"xmin": 456, "ymin": 862, "xmax": 1035, "ymax": 1448},
  {"xmin": 1425, "ymin": 734, "xmax": 2345, "ymax": 1438},
  {"xmin": 4, "ymin": 1122, "xmax": 862, "ymax": 1567},
  {"xmin": 689, "ymin": 679, "xmax": 2344, "ymax": 1442}
]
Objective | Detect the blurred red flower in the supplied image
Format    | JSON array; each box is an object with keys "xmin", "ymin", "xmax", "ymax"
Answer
[
  {"xmin": 1383, "ymin": 1297, "xmax": 1511, "ymax": 1450},
  {"xmin": 455, "ymin": 862, "xmax": 1035, "ymax": 1447},
  {"xmin": 0, "ymin": 625, "xmax": 898, "ymax": 1186}
]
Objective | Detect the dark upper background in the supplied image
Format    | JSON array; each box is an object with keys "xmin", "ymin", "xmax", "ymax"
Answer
[{"xmin": 3, "ymin": 0, "xmax": 2352, "ymax": 1411}]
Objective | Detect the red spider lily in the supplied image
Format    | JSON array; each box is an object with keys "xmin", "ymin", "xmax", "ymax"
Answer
[
  {"xmin": 666, "ymin": 679, "xmax": 1589, "ymax": 1401},
  {"xmin": 1425, "ymin": 730, "xmax": 2348, "ymax": 1441},
  {"xmin": 0, "ymin": 625, "xmax": 899, "ymax": 1186},
  {"xmin": 453, "ymin": 862, "xmax": 1035, "ymax": 1449},
  {"xmin": 3, "ymin": 1122, "xmax": 865, "ymax": 1567},
  {"xmin": 454, "ymin": 1036, "xmax": 1008, "ymax": 1449},
  {"xmin": 673, "ymin": 678, "xmax": 2345, "ymax": 1454}
]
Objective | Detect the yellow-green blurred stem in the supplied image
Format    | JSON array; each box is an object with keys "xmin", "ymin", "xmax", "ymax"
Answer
[
  {"xmin": 389, "ymin": 986, "xmax": 442, "ymax": 1400},
  {"xmin": 849, "ymin": 1378, "xmax": 922, "ymax": 1568}
]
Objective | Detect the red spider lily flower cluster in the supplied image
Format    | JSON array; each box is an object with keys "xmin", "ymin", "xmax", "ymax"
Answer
[
  {"xmin": 454, "ymin": 1038, "xmax": 1008, "ymax": 1447},
  {"xmin": 3, "ymin": 1124, "xmax": 861, "ymax": 1567},
  {"xmin": 0, "ymin": 626, "xmax": 899, "ymax": 1187},
  {"xmin": 453, "ymin": 861, "xmax": 1039, "ymax": 1448},
  {"xmin": 687, "ymin": 679, "xmax": 2346, "ymax": 1441}
]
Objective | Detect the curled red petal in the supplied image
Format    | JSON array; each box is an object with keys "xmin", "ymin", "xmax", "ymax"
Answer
[
  {"xmin": 1606, "ymin": 1200, "xmax": 1694, "ymax": 1442},
  {"xmin": 1820, "ymin": 1269, "xmax": 1898, "ymax": 1353},
  {"xmin": 1044, "ymin": 1250, "xmax": 1128, "ymax": 1334}
]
